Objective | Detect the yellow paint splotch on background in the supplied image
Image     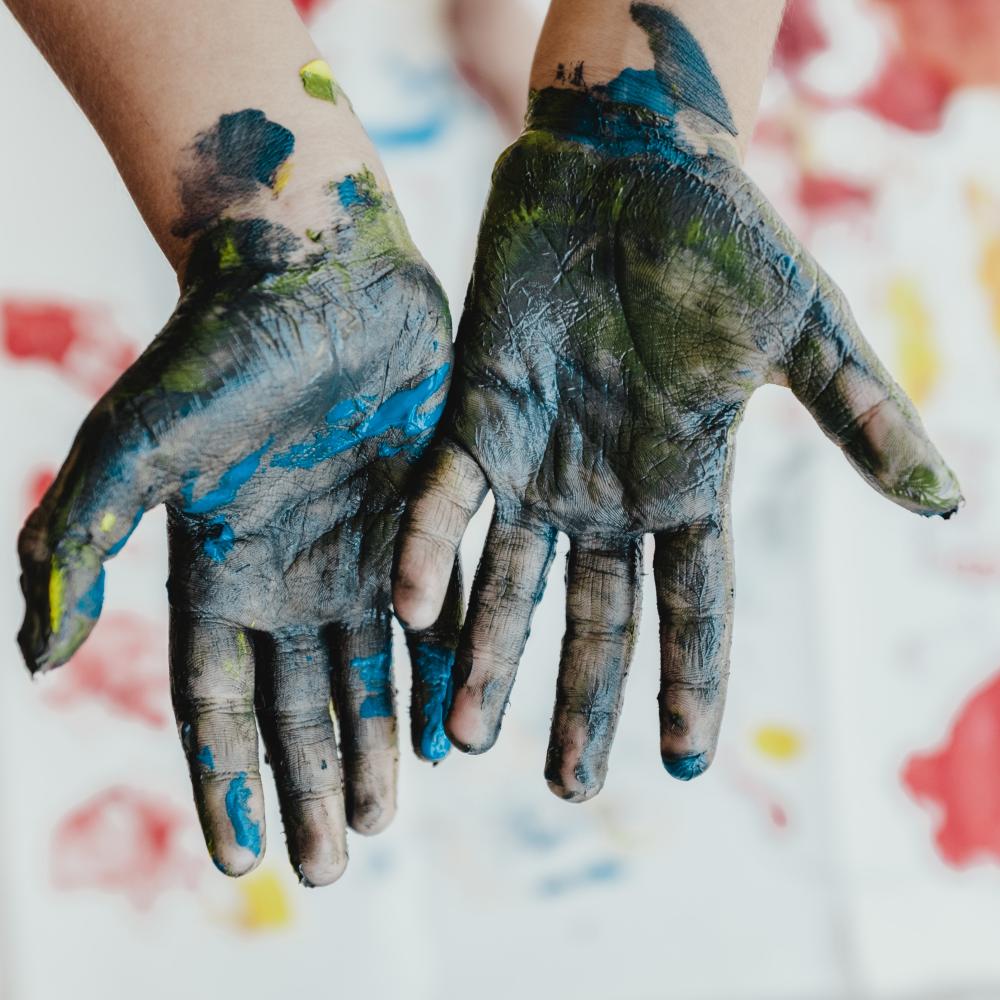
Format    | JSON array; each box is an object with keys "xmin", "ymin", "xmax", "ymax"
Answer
[
  {"xmin": 753, "ymin": 725, "xmax": 804, "ymax": 762},
  {"xmin": 232, "ymin": 869, "xmax": 293, "ymax": 932},
  {"xmin": 887, "ymin": 277, "xmax": 940, "ymax": 405},
  {"xmin": 978, "ymin": 236, "xmax": 1000, "ymax": 342}
]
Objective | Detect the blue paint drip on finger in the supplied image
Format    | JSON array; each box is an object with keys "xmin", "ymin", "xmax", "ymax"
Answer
[
  {"xmin": 225, "ymin": 772, "xmax": 261, "ymax": 855},
  {"xmin": 196, "ymin": 745, "xmax": 215, "ymax": 771},
  {"xmin": 414, "ymin": 642, "xmax": 454, "ymax": 761}
]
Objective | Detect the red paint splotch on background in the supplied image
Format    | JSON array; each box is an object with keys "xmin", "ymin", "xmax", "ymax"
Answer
[
  {"xmin": 52, "ymin": 787, "xmax": 200, "ymax": 907},
  {"xmin": 292, "ymin": 0, "xmax": 334, "ymax": 20},
  {"xmin": 774, "ymin": 0, "xmax": 829, "ymax": 75},
  {"xmin": 797, "ymin": 172, "xmax": 876, "ymax": 216},
  {"xmin": 1, "ymin": 298, "xmax": 137, "ymax": 399},
  {"xmin": 25, "ymin": 466, "xmax": 55, "ymax": 511},
  {"xmin": 856, "ymin": 51, "xmax": 954, "ymax": 133},
  {"xmin": 903, "ymin": 671, "xmax": 1000, "ymax": 866},
  {"xmin": 43, "ymin": 612, "xmax": 170, "ymax": 728}
]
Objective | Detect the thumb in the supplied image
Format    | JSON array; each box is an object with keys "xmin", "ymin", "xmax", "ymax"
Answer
[
  {"xmin": 783, "ymin": 274, "xmax": 962, "ymax": 517},
  {"xmin": 18, "ymin": 397, "xmax": 161, "ymax": 674}
]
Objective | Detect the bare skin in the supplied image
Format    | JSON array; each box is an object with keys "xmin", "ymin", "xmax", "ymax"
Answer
[
  {"xmin": 394, "ymin": 0, "xmax": 962, "ymax": 799},
  {"xmin": 9, "ymin": 0, "xmax": 457, "ymax": 885}
]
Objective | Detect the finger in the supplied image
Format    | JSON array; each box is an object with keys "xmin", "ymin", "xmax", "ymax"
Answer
[
  {"xmin": 405, "ymin": 561, "xmax": 463, "ymax": 762},
  {"xmin": 18, "ymin": 402, "xmax": 155, "ymax": 674},
  {"xmin": 447, "ymin": 511, "xmax": 557, "ymax": 754},
  {"xmin": 255, "ymin": 629, "xmax": 348, "ymax": 887},
  {"xmin": 331, "ymin": 612, "xmax": 398, "ymax": 835},
  {"xmin": 393, "ymin": 440, "xmax": 488, "ymax": 630},
  {"xmin": 170, "ymin": 612, "xmax": 264, "ymax": 877},
  {"xmin": 784, "ymin": 279, "xmax": 962, "ymax": 516},
  {"xmin": 545, "ymin": 535, "xmax": 643, "ymax": 802},
  {"xmin": 654, "ymin": 518, "xmax": 734, "ymax": 781}
]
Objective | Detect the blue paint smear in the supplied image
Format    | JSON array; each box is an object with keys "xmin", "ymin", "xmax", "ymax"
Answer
[
  {"xmin": 106, "ymin": 508, "xmax": 143, "ymax": 557},
  {"xmin": 75, "ymin": 568, "xmax": 106, "ymax": 619},
  {"xmin": 414, "ymin": 642, "xmax": 454, "ymax": 761},
  {"xmin": 181, "ymin": 438, "xmax": 272, "ymax": 515},
  {"xmin": 337, "ymin": 176, "xmax": 365, "ymax": 209},
  {"xmin": 601, "ymin": 68, "xmax": 677, "ymax": 118},
  {"xmin": 225, "ymin": 773, "xmax": 261, "ymax": 855},
  {"xmin": 351, "ymin": 651, "xmax": 393, "ymax": 719},
  {"xmin": 203, "ymin": 517, "xmax": 235, "ymax": 562},
  {"xmin": 271, "ymin": 364, "xmax": 449, "ymax": 470},
  {"xmin": 369, "ymin": 114, "xmax": 448, "ymax": 151},
  {"xmin": 196, "ymin": 745, "xmax": 215, "ymax": 771},
  {"xmin": 538, "ymin": 858, "xmax": 625, "ymax": 897}
]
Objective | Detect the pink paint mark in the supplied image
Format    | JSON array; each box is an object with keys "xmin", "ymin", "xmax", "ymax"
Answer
[
  {"xmin": 52, "ymin": 787, "xmax": 200, "ymax": 908},
  {"xmin": 43, "ymin": 612, "xmax": 170, "ymax": 728},
  {"xmin": 292, "ymin": 0, "xmax": 333, "ymax": 20},
  {"xmin": 903, "ymin": 672, "xmax": 1000, "ymax": 866},
  {"xmin": 856, "ymin": 52, "xmax": 954, "ymax": 133},
  {"xmin": 797, "ymin": 172, "xmax": 876, "ymax": 216},
  {"xmin": 774, "ymin": 0, "xmax": 829, "ymax": 74},
  {"xmin": 1, "ymin": 298, "xmax": 138, "ymax": 399},
  {"xmin": 25, "ymin": 467, "xmax": 55, "ymax": 512}
]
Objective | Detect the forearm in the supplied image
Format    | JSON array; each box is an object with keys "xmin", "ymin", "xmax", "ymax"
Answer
[
  {"xmin": 5, "ymin": 0, "xmax": 385, "ymax": 274},
  {"xmin": 530, "ymin": 0, "xmax": 786, "ymax": 155}
]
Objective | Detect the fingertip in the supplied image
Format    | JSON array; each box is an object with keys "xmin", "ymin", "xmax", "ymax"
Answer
[
  {"xmin": 296, "ymin": 851, "xmax": 348, "ymax": 888},
  {"xmin": 211, "ymin": 845, "xmax": 265, "ymax": 878},
  {"xmin": 392, "ymin": 576, "xmax": 445, "ymax": 632},
  {"xmin": 662, "ymin": 751, "xmax": 711, "ymax": 782},
  {"xmin": 444, "ymin": 691, "xmax": 500, "ymax": 755},
  {"xmin": 347, "ymin": 798, "xmax": 396, "ymax": 837},
  {"xmin": 543, "ymin": 761, "xmax": 604, "ymax": 803}
]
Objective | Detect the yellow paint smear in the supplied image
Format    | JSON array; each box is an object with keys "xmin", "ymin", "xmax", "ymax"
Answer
[
  {"xmin": 887, "ymin": 277, "xmax": 940, "ymax": 405},
  {"xmin": 979, "ymin": 236, "xmax": 1000, "ymax": 343},
  {"xmin": 234, "ymin": 870, "xmax": 292, "ymax": 931},
  {"xmin": 273, "ymin": 158, "xmax": 294, "ymax": 195},
  {"xmin": 753, "ymin": 725, "xmax": 803, "ymax": 761},
  {"xmin": 48, "ymin": 565, "xmax": 64, "ymax": 634},
  {"xmin": 99, "ymin": 511, "xmax": 117, "ymax": 533}
]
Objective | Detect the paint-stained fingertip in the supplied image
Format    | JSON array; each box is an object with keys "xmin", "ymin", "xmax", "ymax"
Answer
[
  {"xmin": 416, "ymin": 726, "xmax": 452, "ymax": 763},
  {"xmin": 391, "ymin": 581, "xmax": 443, "ymax": 632},
  {"xmin": 663, "ymin": 751, "xmax": 711, "ymax": 781},
  {"xmin": 211, "ymin": 849, "xmax": 264, "ymax": 878},
  {"xmin": 887, "ymin": 459, "xmax": 964, "ymax": 519},
  {"xmin": 296, "ymin": 854, "xmax": 348, "ymax": 888}
]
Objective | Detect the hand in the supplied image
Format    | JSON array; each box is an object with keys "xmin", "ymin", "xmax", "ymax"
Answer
[
  {"xmin": 18, "ymin": 110, "xmax": 456, "ymax": 885},
  {"xmin": 393, "ymin": 14, "xmax": 961, "ymax": 802}
]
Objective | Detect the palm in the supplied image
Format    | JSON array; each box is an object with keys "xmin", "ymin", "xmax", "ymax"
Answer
[
  {"xmin": 19, "ymin": 185, "xmax": 457, "ymax": 885},
  {"xmin": 396, "ymin": 105, "xmax": 961, "ymax": 801}
]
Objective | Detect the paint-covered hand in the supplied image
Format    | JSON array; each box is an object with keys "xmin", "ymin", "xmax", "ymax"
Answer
[
  {"xmin": 18, "ymin": 160, "xmax": 457, "ymax": 885},
  {"xmin": 394, "ymin": 24, "xmax": 962, "ymax": 801}
]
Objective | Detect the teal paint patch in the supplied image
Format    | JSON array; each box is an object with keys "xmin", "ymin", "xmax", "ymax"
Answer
[
  {"xmin": 203, "ymin": 517, "xmax": 235, "ymax": 562},
  {"xmin": 75, "ymin": 568, "xmax": 105, "ymax": 619},
  {"xmin": 225, "ymin": 772, "xmax": 261, "ymax": 855},
  {"xmin": 414, "ymin": 642, "xmax": 454, "ymax": 761},
  {"xmin": 351, "ymin": 651, "xmax": 393, "ymax": 719},
  {"xmin": 196, "ymin": 745, "xmax": 215, "ymax": 771}
]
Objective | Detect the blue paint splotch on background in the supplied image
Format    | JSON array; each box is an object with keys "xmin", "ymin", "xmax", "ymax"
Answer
[
  {"xmin": 75, "ymin": 568, "xmax": 105, "ymax": 619},
  {"xmin": 196, "ymin": 745, "xmax": 215, "ymax": 771},
  {"xmin": 414, "ymin": 642, "xmax": 454, "ymax": 761},
  {"xmin": 225, "ymin": 772, "xmax": 261, "ymax": 855},
  {"xmin": 351, "ymin": 651, "xmax": 393, "ymax": 719},
  {"xmin": 368, "ymin": 114, "xmax": 449, "ymax": 152},
  {"xmin": 180, "ymin": 438, "xmax": 273, "ymax": 515},
  {"xmin": 203, "ymin": 517, "xmax": 236, "ymax": 562},
  {"xmin": 538, "ymin": 858, "xmax": 625, "ymax": 897},
  {"xmin": 271, "ymin": 364, "xmax": 449, "ymax": 470}
]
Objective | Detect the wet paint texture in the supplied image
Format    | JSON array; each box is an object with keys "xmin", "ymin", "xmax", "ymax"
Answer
[
  {"xmin": 18, "ymin": 104, "xmax": 459, "ymax": 882},
  {"xmin": 398, "ymin": 0, "xmax": 960, "ymax": 802}
]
